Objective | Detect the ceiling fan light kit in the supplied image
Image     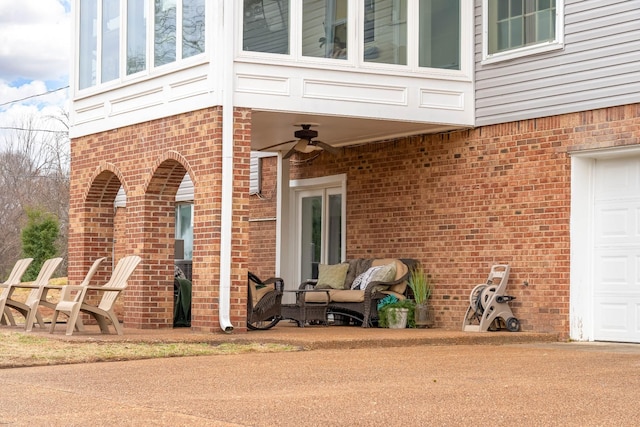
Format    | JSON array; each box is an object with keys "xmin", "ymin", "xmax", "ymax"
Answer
[{"xmin": 260, "ymin": 124, "xmax": 340, "ymax": 159}]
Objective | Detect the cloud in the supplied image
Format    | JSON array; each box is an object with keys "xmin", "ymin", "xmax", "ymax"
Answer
[
  {"xmin": 0, "ymin": 0, "xmax": 70, "ymax": 83},
  {"xmin": 0, "ymin": 1, "xmax": 70, "ymax": 143}
]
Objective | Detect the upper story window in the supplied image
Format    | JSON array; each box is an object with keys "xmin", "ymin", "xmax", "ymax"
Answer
[
  {"xmin": 302, "ymin": 0, "xmax": 348, "ymax": 60},
  {"xmin": 78, "ymin": 0, "xmax": 206, "ymax": 91},
  {"xmin": 243, "ymin": 0, "xmax": 289, "ymax": 54},
  {"xmin": 241, "ymin": 0, "xmax": 460, "ymax": 71},
  {"xmin": 484, "ymin": 0, "xmax": 563, "ymax": 63},
  {"xmin": 154, "ymin": 0, "xmax": 206, "ymax": 66}
]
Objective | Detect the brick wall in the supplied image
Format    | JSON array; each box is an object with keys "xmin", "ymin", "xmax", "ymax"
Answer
[
  {"xmin": 69, "ymin": 107, "xmax": 251, "ymax": 332},
  {"xmin": 282, "ymin": 104, "xmax": 640, "ymax": 336},
  {"xmin": 248, "ymin": 156, "xmax": 278, "ymax": 279}
]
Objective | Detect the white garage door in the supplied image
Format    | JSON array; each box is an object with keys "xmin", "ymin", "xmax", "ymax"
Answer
[{"xmin": 593, "ymin": 156, "xmax": 640, "ymax": 343}]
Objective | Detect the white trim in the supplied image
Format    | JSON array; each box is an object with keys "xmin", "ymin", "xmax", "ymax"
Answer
[
  {"xmin": 290, "ymin": 173, "xmax": 347, "ymax": 190},
  {"xmin": 570, "ymin": 155, "xmax": 595, "ymax": 341},
  {"xmin": 482, "ymin": 0, "xmax": 565, "ymax": 65},
  {"xmin": 289, "ymin": 173, "xmax": 347, "ymax": 295}
]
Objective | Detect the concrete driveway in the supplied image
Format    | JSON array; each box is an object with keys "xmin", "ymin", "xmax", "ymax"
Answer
[{"xmin": 1, "ymin": 341, "xmax": 639, "ymax": 426}]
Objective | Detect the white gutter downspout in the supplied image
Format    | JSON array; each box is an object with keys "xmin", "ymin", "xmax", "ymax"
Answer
[{"xmin": 218, "ymin": 0, "xmax": 234, "ymax": 332}]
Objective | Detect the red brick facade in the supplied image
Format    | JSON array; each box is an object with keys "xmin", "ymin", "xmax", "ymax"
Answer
[
  {"xmin": 251, "ymin": 104, "xmax": 640, "ymax": 336},
  {"xmin": 71, "ymin": 103, "xmax": 639, "ymax": 336},
  {"xmin": 69, "ymin": 107, "xmax": 251, "ymax": 332}
]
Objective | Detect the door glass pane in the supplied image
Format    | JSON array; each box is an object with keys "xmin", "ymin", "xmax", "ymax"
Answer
[
  {"xmin": 127, "ymin": 0, "xmax": 147, "ymax": 75},
  {"xmin": 183, "ymin": 0, "xmax": 205, "ymax": 58},
  {"xmin": 155, "ymin": 0, "xmax": 177, "ymax": 66},
  {"xmin": 364, "ymin": 0, "xmax": 407, "ymax": 65},
  {"xmin": 79, "ymin": 0, "xmax": 98, "ymax": 89},
  {"xmin": 176, "ymin": 204, "xmax": 193, "ymax": 260},
  {"xmin": 327, "ymin": 194, "xmax": 342, "ymax": 265},
  {"xmin": 102, "ymin": 0, "xmax": 120, "ymax": 83},
  {"xmin": 301, "ymin": 196, "xmax": 322, "ymax": 280},
  {"xmin": 418, "ymin": 0, "xmax": 459, "ymax": 70},
  {"xmin": 302, "ymin": 0, "xmax": 348, "ymax": 59},
  {"xmin": 243, "ymin": 0, "xmax": 290, "ymax": 54}
]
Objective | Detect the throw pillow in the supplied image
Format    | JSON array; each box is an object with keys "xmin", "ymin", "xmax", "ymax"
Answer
[
  {"xmin": 316, "ymin": 263, "xmax": 349, "ymax": 289},
  {"xmin": 351, "ymin": 263, "xmax": 397, "ymax": 291},
  {"xmin": 375, "ymin": 263, "xmax": 397, "ymax": 283}
]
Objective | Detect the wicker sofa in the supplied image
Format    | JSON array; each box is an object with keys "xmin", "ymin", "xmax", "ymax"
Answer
[{"xmin": 300, "ymin": 258, "xmax": 417, "ymax": 327}]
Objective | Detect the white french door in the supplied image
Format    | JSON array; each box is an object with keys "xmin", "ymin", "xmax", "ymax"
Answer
[{"xmin": 294, "ymin": 177, "xmax": 345, "ymax": 283}]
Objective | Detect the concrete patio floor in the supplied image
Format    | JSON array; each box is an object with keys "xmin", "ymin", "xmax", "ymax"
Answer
[{"xmin": 36, "ymin": 319, "xmax": 562, "ymax": 348}]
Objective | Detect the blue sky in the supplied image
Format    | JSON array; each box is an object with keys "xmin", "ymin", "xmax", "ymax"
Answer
[{"xmin": 0, "ymin": 0, "xmax": 71, "ymax": 138}]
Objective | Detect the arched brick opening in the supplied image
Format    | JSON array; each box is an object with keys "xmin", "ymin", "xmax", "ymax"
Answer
[
  {"xmin": 70, "ymin": 166, "xmax": 127, "ymax": 286},
  {"xmin": 125, "ymin": 157, "xmax": 188, "ymax": 329}
]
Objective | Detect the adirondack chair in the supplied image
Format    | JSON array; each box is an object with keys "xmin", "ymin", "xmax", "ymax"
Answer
[
  {"xmin": 45, "ymin": 257, "xmax": 106, "ymax": 334},
  {"xmin": 0, "ymin": 258, "xmax": 34, "ymax": 326},
  {"xmin": 50, "ymin": 255, "xmax": 142, "ymax": 335},
  {"xmin": 0, "ymin": 257, "xmax": 63, "ymax": 332}
]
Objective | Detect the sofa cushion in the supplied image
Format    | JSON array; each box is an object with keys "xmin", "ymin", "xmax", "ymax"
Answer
[
  {"xmin": 316, "ymin": 263, "xmax": 349, "ymax": 289},
  {"xmin": 328, "ymin": 289, "xmax": 365, "ymax": 303}
]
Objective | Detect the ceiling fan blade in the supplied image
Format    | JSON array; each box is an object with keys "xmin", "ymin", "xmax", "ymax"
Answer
[
  {"xmin": 314, "ymin": 140, "xmax": 340, "ymax": 155},
  {"xmin": 282, "ymin": 146, "xmax": 298, "ymax": 159},
  {"xmin": 259, "ymin": 139, "xmax": 296, "ymax": 151}
]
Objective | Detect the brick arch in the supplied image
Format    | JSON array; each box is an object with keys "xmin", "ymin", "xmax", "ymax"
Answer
[
  {"xmin": 70, "ymin": 163, "xmax": 129, "ymax": 290},
  {"xmin": 144, "ymin": 151, "xmax": 192, "ymax": 196},
  {"xmin": 83, "ymin": 162, "xmax": 128, "ymax": 204}
]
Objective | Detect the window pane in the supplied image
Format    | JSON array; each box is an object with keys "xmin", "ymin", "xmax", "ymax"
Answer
[
  {"xmin": 510, "ymin": 0, "xmax": 522, "ymax": 17},
  {"xmin": 419, "ymin": 0, "xmax": 460, "ymax": 70},
  {"xmin": 364, "ymin": 0, "xmax": 407, "ymax": 65},
  {"xmin": 79, "ymin": 0, "xmax": 98, "ymax": 89},
  {"xmin": 183, "ymin": 0, "xmax": 205, "ymax": 58},
  {"xmin": 127, "ymin": 0, "xmax": 147, "ymax": 75},
  {"xmin": 489, "ymin": 0, "xmax": 556, "ymax": 54},
  {"xmin": 301, "ymin": 196, "xmax": 322, "ymax": 280},
  {"xmin": 497, "ymin": 20, "xmax": 508, "ymax": 51},
  {"xmin": 497, "ymin": 0, "xmax": 509, "ymax": 21},
  {"xmin": 302, "ymin": 0, "xmax": 348, "ymax": 60},
  {"xmin": 243, "ymin": 0, "xmax": 290, "ymax": 54},
  {"xmin": 510, "ymin": 16, "xmax": 523, "ymax": 48},
  {"xmin": 101, "ymin": 0, "xmax": 120, "ymax": 83},
  {"xmin": 176, "ymin": 204, "xmax": 193, "ymax": 260},
  {"xmin": 327, "ymin": 194, "xmax": 342, "ymax": 265},
  {"xmin": 155, "ymin": 0, "xmax": 176, "ymax": 66}
]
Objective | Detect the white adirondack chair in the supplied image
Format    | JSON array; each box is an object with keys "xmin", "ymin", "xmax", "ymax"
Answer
[
  {"xmin": 1, "ymin": 257, "xmax": 63, "ymax": 332},
  {"xmin": 0, "ymin": 258, "xmax": 34, "ymax": 325},
  {"xmin": 50, "ymin": 255, "xmax": 142, "ymax": 336}
]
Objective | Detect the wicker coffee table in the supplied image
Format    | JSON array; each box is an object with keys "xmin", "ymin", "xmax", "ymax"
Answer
[{"xmin": 281, "ymin": 289, "xmax": 331, "ymax": 327}]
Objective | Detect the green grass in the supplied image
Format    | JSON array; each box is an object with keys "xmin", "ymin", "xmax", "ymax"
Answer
[{"xmin": 0, "ymin": 332, "xmax": 299, "ymax": 369}]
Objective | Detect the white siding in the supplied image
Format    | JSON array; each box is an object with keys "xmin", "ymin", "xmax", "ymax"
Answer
[{"xmin": 475, "ymin": 0, "xmax": 640, "ymax": 126}]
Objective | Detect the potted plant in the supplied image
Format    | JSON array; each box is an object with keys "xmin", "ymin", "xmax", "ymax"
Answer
[
  {"xmin": 408, "ymin": 264, "xmax": 434, "ymax": 328},
  {"xmin": 378, "ymin": 298, "xmax": 415, "ymax": 328}
]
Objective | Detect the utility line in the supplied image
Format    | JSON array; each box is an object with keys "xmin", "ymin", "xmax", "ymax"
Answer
[
  {"xmin": 0, "ymin": 126, "xmax": 67, "ymax": 134},
  {"xmin": 0, "ymin": 86, "xmax": 69, "ymax": 108}
]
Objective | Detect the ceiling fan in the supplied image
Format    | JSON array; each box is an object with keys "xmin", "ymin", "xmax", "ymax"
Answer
[{"xmin": 260, "ymin": 124, "xmax": 340, "ymax": 159}]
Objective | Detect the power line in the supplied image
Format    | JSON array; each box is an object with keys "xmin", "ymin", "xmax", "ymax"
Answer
[
  {"xmin": 0, "ymin": 86, "xmax": 69, "ymax": 108},
  {"xmin": 0, "ymin": 126, "xmax": 67, "ymax": 134}
]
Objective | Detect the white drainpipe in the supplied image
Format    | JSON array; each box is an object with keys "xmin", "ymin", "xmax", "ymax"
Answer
[{"xmin": 218, "ymin": 0, "xmax": 234, "ymax": 333}]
